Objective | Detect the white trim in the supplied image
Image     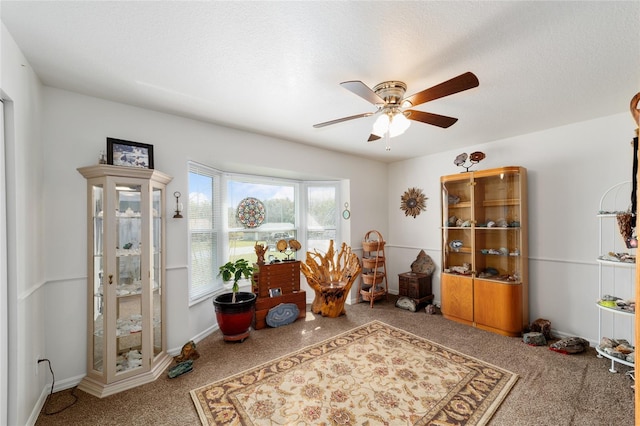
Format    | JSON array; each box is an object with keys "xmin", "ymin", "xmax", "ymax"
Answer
[
  {"xmin": 26, "ymin": 373, "xmax": 89, "ymax": 426},
  {"xmin": 0, "ymin": 91, "xmax": 8, "ymax": 426},
  {"xmin": 167, "ymin": 324, "xmax": 220, "ymax": 357}
]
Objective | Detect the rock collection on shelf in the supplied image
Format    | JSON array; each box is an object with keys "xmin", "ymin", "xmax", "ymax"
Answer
[{"xmin": 599, "ymin": 337, "xmax": 635, "ymax": 364}]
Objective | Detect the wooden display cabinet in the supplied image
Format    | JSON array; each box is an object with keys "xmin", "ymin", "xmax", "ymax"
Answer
[
  {"xmin": 253, "ymin": 261, "xmax": 306, "ymax": 329},
  {"xmin": 77, "ymin": 165, "xmax": 173, "ymax": 397},
  {"xmin": 441, "ymin": 166, "xmax": 528, "ymax": 336}
]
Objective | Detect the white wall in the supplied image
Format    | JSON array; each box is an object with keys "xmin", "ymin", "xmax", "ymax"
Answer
[
  {"xmin": 1, "ymin": 23, "xmax": 46, "ymax": 426},
  {"xmin": 40, "ymin": 86, "xmax": 389, "ymax": 390},
  {"xmin": 387, "ymin": 112, "xmax": 635, "ymax": 342}
]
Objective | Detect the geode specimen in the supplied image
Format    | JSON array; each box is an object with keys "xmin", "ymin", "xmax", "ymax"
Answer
[
  {"xmin": 168, "ymin": 360, "xmax": 193, "ymax": 379},
  {"xmin": 266, "ymin": 303, "xmax": 300, "ymax": 328},
  {"xmin": 529, "ymin": 318, "xmax": 552, "ymax": 341},
  {"xmin": 174, "ymin": 340, "xmax": 200, "ymax": 363},
  {"xmin": 395, "ymin": 296, "xmax": 417, "ymax": 312},
  {"xmin": 549, "ymin": 337, "xmax": 590, "ymax": 354},
  {"xmin": 523, "ymin": 332, "xmax": 547, "ymax": 346},
  {"xmin": 411, "ymin": 250, "xmax": 435, "ymax": 275}
]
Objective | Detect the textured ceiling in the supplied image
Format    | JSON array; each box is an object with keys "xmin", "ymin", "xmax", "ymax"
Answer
[{"xmin": 2, "ymin": 1, "xmax": 639, "ymax": 163}]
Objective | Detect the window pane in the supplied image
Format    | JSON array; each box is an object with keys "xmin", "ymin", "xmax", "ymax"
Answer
[
  {"xmin": 227, "ymin": 179, "xmax": 296, "ymax": 262},
  {"xmin": 189, "ymin": 172, "xmax": 213, "ymax": 230},
  {"xmin": 308, "ymin": 186, "xmax": 336, "ymax": 228},
  {"xmin": 190, "ymin": 231, "xmax": 216, "ymax": 298},
  {"xmin": 307, "ymin": 185, "xmax": 337, "ymax": 253},
  {"xmin": 188, "ymin": 164, "xmax": 220, "ymax": 301}
]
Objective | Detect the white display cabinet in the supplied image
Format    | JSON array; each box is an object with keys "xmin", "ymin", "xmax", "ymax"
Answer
[{"xmin": 77, "ymin": 164, "xmax": 173, "ymax": 397}]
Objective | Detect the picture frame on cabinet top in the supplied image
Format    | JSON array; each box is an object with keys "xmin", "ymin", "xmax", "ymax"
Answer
[{"xmin": 107, "ymin": 137, "xmax": 154, "ymax": 169}]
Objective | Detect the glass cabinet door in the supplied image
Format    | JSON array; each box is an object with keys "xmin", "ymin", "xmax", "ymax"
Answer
[
  {"xmin": 114, "ymin": 182, "xmax": 144, "ymax": 374},
  {"xmin": 473, "ymin": 170, "xmax": 523, "ymax": 283},
  {"xmin": 152, "ymin": 186, "xmax": 163, "ymax": 358},
  {"xmin": 442, "ymin": 177, "xmax": 473, "ymax": 276},
  {"xmin": 91, "ymin": 184, "xmax": 104, "ymax": 373}
]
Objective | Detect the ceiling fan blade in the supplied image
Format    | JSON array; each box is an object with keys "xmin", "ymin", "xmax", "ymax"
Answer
[
  {"xmin": 403, "ymin": 72, "xmax": 479, "ymax": 108},
  {"xmin": 340, "ymin": 81, "xmax": 385, "ymax": 106},
  {"xmin": 406, "ymin": 110, "xmax": 459, "ymax": 128},
  {"xmin": 367, "ymin": 134, "xmax": 381, "ymax": 142},
  {"xmin": 313, "ymin": 112, "xmax": 374, "ymax": 128}
]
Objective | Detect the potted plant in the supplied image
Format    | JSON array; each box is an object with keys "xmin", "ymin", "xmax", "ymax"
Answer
[{"xmin": 213, "ymin": 259, "xmax": 258, "ymax": 342}]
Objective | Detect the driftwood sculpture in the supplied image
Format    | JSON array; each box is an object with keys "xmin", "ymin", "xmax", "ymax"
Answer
[{"xmin": 300, "ymin": 240, "xmax": 362, "ymax": 317}]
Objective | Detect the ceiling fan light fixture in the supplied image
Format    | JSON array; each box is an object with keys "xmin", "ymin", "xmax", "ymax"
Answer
[
  {"xmin": 372, "ymin": 113, "xmax": 390, "ymax": 137},
  {"xmin": 372, "ymin": 111, "xmax": 410, "ymax": 138},
  {"xmin": 388, "ymin": 112, "xmax": 410, "ymax": 137}
]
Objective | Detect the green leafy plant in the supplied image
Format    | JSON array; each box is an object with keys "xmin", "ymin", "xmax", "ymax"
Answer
[{"xmin": 218, "ymin": 259, "xmax": 255, "ymax": 302}]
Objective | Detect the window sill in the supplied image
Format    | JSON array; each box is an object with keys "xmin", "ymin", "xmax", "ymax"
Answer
[{"xmin": 188, "ymin": 280, "xmax": 253, "ymax": 307}]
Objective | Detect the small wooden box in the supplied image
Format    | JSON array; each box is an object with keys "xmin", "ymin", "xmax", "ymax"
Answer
[
  {"xmin": 398, "ymin": 272, "xmax": 434, "ymax": 305},
  {"xmin": 253, "ymin": 261, "xmax": 306, "ymax": 330}
]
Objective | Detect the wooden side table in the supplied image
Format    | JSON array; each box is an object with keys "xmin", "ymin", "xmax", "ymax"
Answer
[{"xmin": 398, "ymin": 272, "xmax": 434, "ymax": 306}]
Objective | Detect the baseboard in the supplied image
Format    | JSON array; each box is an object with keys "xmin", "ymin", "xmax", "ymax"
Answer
[
  {"xmin": 25, "ymin": 386, "xmax": 49, "ymax": 426},
  {"xmin": 168, "ymin": 324, "xmax": 220, "ymax": 356},
  {"xmin": 26, "ymin": 373, "xmax": 85, "ymax": 426}
]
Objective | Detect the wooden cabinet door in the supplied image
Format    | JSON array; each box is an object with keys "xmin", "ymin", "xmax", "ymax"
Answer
[
  {"xmin": 474, "ymin": 278, "xmax": 523, "ymax": 336},
  {"xmin": 441, "ymin": 274, "xmax": 473, "ymax": 324}
]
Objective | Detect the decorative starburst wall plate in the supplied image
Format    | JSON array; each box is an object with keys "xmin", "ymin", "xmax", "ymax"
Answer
[{"xmin": 400, "ymin": 187, "xmax": 427, "ymax": 218}]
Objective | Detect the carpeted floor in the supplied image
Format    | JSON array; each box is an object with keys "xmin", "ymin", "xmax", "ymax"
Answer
[{"xmin": 36, "ymin": 297, "xmax": 635, "ymax": 425}]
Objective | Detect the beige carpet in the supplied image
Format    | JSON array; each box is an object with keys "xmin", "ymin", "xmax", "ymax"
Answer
[{"xmin": 190, "ymin": 320, "xmax": 517, "ymax": 425}]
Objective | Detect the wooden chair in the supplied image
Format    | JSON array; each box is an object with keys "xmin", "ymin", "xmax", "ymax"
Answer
[{"xmin": 300, "ymin": 240, "xmax": 361, "ymax": 317}]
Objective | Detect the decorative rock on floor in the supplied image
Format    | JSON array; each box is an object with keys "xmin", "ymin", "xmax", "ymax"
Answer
[
  {"xmin": 523, "ymin": 332, "xmax": 547, "ymax": 346},
  {"xmin": 168, "ymin": 360, "xmax": 193, "ymax": 378},
  {"xmin": 549, "ymin": 337, "xmax": 590, "ymax": 354},
  {"xmin": 528, "ymin": 318, "xmax": 552, "ymax": 340},
  {"xmin": 395, "ymin": 297, "xmax": 417, "ymax": 312}
]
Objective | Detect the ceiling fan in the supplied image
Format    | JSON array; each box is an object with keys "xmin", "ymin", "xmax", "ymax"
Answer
[{"xmin": 313, "ymin": 72, "xmax": 479, "ymax": 142}]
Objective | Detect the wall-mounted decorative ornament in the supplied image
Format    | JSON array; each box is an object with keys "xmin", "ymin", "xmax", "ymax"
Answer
[
  {"xmin": 454, "ymin": 151, "xmax": 486, "ymax": 172},
  {"xmin": 236, "ymin": 197, "xmax": 266, "ymax": 228},
  {"xmin": 173, "ymin": 191, "xmax": 183, "ymax": 218},
  {"xmin": 400, "ymin": 187, "xmax": 427, "ymax": 218},
  {"xmin": 342, "ymin": 202, "xmax": 351, "ymax": 220}
]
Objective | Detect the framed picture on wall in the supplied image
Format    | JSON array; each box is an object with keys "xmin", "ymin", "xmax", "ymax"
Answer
[{"xmin": 107, "ymin": 137, "xmax": 154, "ymax": 169}]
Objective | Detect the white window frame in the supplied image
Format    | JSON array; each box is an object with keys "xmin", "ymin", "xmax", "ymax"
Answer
[
  {"xmin": 188, "ymin": 163, "xmax": 341, "ymax": 304},
  {"xmin": 188, "ymin": 162, "xmax": 222, "ymax": 304}
]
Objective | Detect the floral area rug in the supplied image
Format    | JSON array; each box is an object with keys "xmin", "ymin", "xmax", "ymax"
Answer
[{"xmin": 190, "ymin": 320, "xmax": 517, "ymax": 425}]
